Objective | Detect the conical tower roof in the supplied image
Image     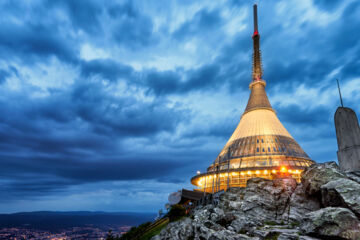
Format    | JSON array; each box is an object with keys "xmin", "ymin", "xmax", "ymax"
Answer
[{"xmin": 191, "ymin": 4, "xmax": 314, "ymax": 193}]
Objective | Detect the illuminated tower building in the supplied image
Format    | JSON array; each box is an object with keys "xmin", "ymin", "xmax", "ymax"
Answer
[{"xmin": 191, "ymin": 5, "xmax": 315, "ymax": 192}]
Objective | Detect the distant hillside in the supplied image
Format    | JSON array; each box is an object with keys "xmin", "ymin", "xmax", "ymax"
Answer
[{"xmin": 0, "ymin": 211, "xmax": 156, "ymax": 231}]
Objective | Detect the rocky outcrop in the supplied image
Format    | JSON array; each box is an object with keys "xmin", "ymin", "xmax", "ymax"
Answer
[
  {"xmin": 152, "ymin": 162, "xmax": 360, "ymax": 240},
  {"xmin": 321, "ymin": 178, "xmax": 360, "ymax": 217},
  {"xmin": 301, "ymin": 161, "xmax": 347, "ymax": 196},
  {"xmin": 241, "ymin": 178, "xmax": 297, "ymax": 221},
  {"xmin": 347, "ymin": 171, "xmax": 360, "ymax": 184},
  {"xmin": 287, "ymin": 183, "xmax": 320, "ymax": 221},
  {"xmin": 300, "ymin": 207, "xmax": 360, "ymax": 239}
]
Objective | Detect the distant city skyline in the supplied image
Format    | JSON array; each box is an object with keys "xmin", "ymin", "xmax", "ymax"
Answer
[{"xmin": 0, "ymin": 0, "xmax": 359, "ymax": 213}]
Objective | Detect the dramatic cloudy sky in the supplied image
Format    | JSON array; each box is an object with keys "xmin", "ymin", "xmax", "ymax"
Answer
[{"xmin": 0, "ymin": 0, "xmax": 359, "ymax": 213}]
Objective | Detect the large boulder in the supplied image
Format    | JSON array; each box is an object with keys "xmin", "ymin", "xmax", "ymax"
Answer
[
  {"xmin": 287, "ymin": 183, "xmax": 321, "ymax": 221},
  {"xmin": 347, "ymin": 171, "xmax": 360, "ymax": 184},
  {"xmin": 321, "ymin": 178, "xmax": 360, "ymax": 217},
  {"xmin": 301, "ymin": 161, "xmax": 347, "ymax": 197},
  {"xmin": 229, "ymin": 214, "xmax": 259, "ymax": 235},
  {"xmin": 300, "ymin": 207, "xmax": 360, "ymax": 240},
  {"xmin": 218, "ymin": 187, "xmax": 245, "ymax": 211},
  {"xmin": 242, "ymin": 178, "xmax": 297, "ymax": 221}
]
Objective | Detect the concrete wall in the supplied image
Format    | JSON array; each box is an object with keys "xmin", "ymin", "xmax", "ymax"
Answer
[{"xmin": 334, "ymin": 107, "xmax": 360, "ymax": 172}]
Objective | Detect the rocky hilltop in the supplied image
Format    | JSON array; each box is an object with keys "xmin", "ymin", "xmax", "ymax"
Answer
[{"xmin": 152, "ymin": 162, "xmax": 360, "ymax": 240}]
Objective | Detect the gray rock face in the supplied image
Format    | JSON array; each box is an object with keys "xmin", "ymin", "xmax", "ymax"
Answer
[
  {"xmin": 287, "ymin": 183, "xmax": 321, "ymax": 221},
  {"xmin": 300, "ymin": 207, "xmax": 360, "ymax": 240},
  {"xmin": 152, "ymin": 162, "xmax": 360, "ymax": 240},
  {"xmin": 321, "ymin": 178, "xmax": 360, "ymax": 217},
  {"xmin": 242, "ymin": 177, "xmax": 297, "ymax": 221},
  {"xmin": 347, "ymin": 171, "xmax": 360, "ymax": 184},
  {"xmin": 302, "ymin": 161, "xmax": 347, "ymax": 196}
]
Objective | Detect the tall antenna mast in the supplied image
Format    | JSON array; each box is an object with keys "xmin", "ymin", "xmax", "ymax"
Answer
[
  {"xmin": 253, "ymin": 4, "xmax": 258, "ymax": 33},
  {"xmin": 252, "ymin": 4, "xmax": 263, "ymax": 81},
  {"xmin": 337, "ymin": 79, "xmax": 344, "ymax": 107}
]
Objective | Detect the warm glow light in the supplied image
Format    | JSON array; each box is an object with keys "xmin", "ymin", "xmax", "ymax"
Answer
[
  {"xmin": 197, "ymin": 170, "xmax": 201, "ymax": 175},
  {"xmin": 264, "ymin": 170, "xmax": 268, "ymax": 174},
  {"xmin": 255, "ymin": 170, "xmax": 260, "ymax": 174},
  {"xmin": 272, "ymin": 169, "xmax": 277, "ymax": 173},
  {"xmin": 295, "ymin": 170, "xmax": 300, "ymax": 174},
  {"xmin": 241, "ymin": 172, "xmax": 245, "ymax": 176},
  {"xmin": 280, "ymin": 166, "xmax": 287, "ymax": 172},
  {"xmin": 247, "ymin": 171, "xmax": 252, "ymax": 175},
  {"xmin": 288, "ymin": 169, "xmax": 292, "ymax": 173}
]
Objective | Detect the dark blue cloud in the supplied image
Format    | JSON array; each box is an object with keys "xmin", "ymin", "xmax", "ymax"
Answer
[
  {"xmin": 313, "ymin": 0, "xmax": 343, "ymax": 11},
  {"xmin": 173, "ymin": 9, "xmax": 223, "ymax": 40},
  {"xmin": 109, "ymin": 2, "xmax": 156, "ymax": 49},
  {"xmin": 145, "ymin": 70, "xmax": 182, "ymax": 95},
  {"xmin": 113, "ymin": 17, "xmax": 155, "ymax": 49},
  {"xmin": 0, "ymin": 69, "xmax": 10, "ymax": 84},
  {"xmin": 80, "ymin": 59, "xmax": 134, "ymax": 82},
  {"xmin": 0, "ymin": 22, "xmax": 77, "ymax": 64},
  {"xmin": 276, "ymin": 104, "xmax": 333, "ymax": 126},
  {"xmin": 144, "ymin": 64, "xmax": 221, "ymax": 95},
  {"xmin": 46, "ymin": 0, "xmax": 103, "ymax": 34},
  {"xmin": 0, "ymin": 79, "xmax": 190, "ymax": 201}
]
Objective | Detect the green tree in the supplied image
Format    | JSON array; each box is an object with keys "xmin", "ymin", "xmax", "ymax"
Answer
[{"xmin": 167, "ymin": 204, "xmax": 186, "ymax": 222}]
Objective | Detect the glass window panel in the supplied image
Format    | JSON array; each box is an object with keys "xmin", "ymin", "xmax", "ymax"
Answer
[{"xmin": 257, "ymin": 160, "xmax": 267, "ymax": 166}]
